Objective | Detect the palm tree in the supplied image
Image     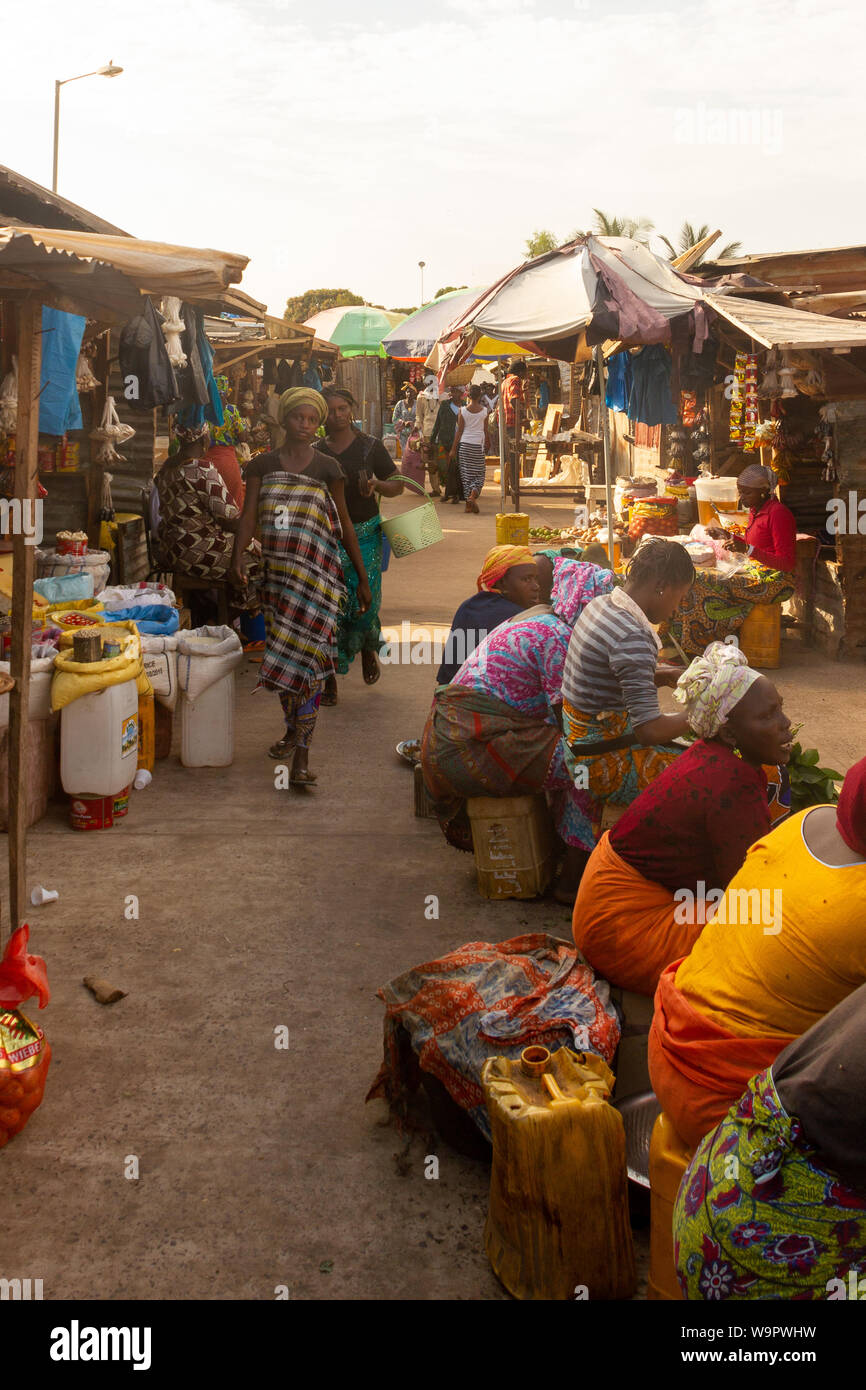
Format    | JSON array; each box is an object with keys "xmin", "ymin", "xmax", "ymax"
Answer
[
  {"xmin": 659, "ymin": 221, "xmax": 743, "ymax": 265},
  {"xmin": 590, "ymin": 210, "xmax": 655, "ymax": 244}
]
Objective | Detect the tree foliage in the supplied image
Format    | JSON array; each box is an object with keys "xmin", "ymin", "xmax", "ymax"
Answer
[
  {"xmin": 524, "ymin": 229, "xmax": 561, "ymax": 258},
  {"xmin": 591, "ymin": 210, "xmax": 655, "ymax": 244},
  {"xmin": 658, "ymin": 222, "xmax": 743, "ymax": 265},
  {"xmin": 434, "ymin": 285, "xmax": 468, "ymax": 298},
  {"xmin": 284, "ymin": 287, "xmax": 364, "ymax": 322}
]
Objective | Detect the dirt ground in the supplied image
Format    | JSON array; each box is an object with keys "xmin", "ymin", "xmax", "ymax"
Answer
[{"xmin": 2, "ymin": 490, "xmax": 863, "ymax": 1302}]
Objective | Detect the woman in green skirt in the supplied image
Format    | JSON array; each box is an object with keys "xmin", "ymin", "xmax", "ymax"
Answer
[{"xmin": 318, "ymin": 388, "xmax": 405, "ymax": 704}]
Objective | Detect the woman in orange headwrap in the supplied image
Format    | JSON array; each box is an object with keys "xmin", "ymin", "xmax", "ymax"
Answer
[
  {"xmin": 648, "ymin": 753, "xmax": 866, "ymax": 1150},
  {"xmin": 435, "ymin": 544, "xmax": 540, "ymax": 684}
]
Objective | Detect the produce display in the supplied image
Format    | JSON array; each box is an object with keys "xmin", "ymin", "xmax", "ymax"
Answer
[{"xmin": 529, "ymin": 520, "xmax": 627, "ymax": 547}]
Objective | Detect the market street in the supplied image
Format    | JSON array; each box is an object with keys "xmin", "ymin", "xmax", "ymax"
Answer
[{"xmin": 1, "ymin": 492, "xmax": 862, "ymax": 1301}]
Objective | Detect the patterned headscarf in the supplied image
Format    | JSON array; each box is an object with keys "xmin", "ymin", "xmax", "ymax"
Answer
[
  {"xmin": 477, "ymin": 544, "xmax": 535, "ymax": 591},
  {"xmin": 550, "ymin": 557, "xmax": 614, "ymax": 628},
  {"xmin": 175, "ymin": 422, "xmax": 210, "ymax": 447},
  {"xmin": 837, "ymin": 754, "xmax": 866, "ymax": 858},
  {"xmin": 278, "ymin": 387, "xmax": 328, "ymax": 426},
  {"xmin": 214, "ymin": 374, "xmax": 230, "ymax": 395},
  {"xmin": 673, "ymin": 640, "xmax": 762, "ymax": 739}
]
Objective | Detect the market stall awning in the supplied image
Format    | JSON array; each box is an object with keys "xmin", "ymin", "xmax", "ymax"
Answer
[
  {"xmin": 440, "ymin": 236, "xmax": 706, "ymax": 366},
  {"xmin": 703, "ymin": 292, "xmax": 866, "ymax": 351},
  {"xmin": 383, "ymin": 287, "xmax": 528, "ymax": 365},
  {"xmin": 304, "ymin": 305, "xmax": 405, "ymax": 358},
  {"xmin": 0, "ymin": 225, "xmax": 249, "ymax": 321}
]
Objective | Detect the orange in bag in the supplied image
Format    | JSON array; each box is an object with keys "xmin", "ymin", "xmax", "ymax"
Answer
[{"xmin": 0, "ymin": 925, "xmax": 51, "ymax": 1147}]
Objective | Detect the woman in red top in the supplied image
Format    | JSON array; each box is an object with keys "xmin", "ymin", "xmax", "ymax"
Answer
[
  {"xmin": 668, "ymin": 465, "xmax": 797, "ymax": 656},
  {"xmin": 571, "ymin": 642, "xmax": 793, "ymax": 995}
]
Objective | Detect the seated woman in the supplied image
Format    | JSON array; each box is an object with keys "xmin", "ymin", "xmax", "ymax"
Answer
[
  {"xmin": 649, "ymin": 754, "xmax": 866, "ymax": 1149},
  {"xmin": 667, "ymin": 464, "xmax": 797, "ymax": 657},
  {"xmin": 674, "ymin": 983, "xmax": 866, "ymax": 1300},
  {"xmin": 421, "ymin": 558, "xmax": 614, "ymax": 899},
  {"xmin": 561, "ymin": 537, "xmax": 695, "ymax": 842},
  {"xmin": 572, "ymin": 642, "xmax": 793, "ymax": 995},
  {"xmin": 435, "ymin": 544, "xmax": 540, "ymax": 684},
  {"xmin": 155, "ymin": 422, "xmax": 259, "ymax": 600}
]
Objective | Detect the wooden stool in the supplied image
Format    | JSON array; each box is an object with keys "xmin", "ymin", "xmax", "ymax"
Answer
[
  {"xmin": 172, "ymin": 574, "xmax": 231, "ymax": 626},
  {"xmin": 647, "ymin": 1112, "xmax": 695, "ymax": 1300}
]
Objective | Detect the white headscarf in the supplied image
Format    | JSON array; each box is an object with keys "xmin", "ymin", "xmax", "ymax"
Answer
[{"xmin": 673, "ymin": 641, "xmax": 762, "ymax": 739}]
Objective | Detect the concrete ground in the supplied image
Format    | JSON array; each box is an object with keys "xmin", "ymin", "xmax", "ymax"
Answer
[{"xmin": 2, "ymin": 488, "xmax": 863, "ymax": 1302}]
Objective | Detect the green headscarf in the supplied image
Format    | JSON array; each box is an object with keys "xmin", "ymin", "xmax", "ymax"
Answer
[{"xmin": 278, "ymin": 387, "xmax": 328, "ymax": 426}]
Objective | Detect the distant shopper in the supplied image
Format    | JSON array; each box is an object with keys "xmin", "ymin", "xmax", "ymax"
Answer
[
  {"xmin": 414, "ymin": 376, "xmax": 442, "ymax": 497},
  {"xmin": 431, "ymin": 385, "xmax": 465, "ymax": 504},
  {"xmin": 450, "ymin": 384, "xmax": 490, "ymax": 513},
  {"xmin": 391, "ymin": 385, "xmax": 416, "ymax": 451},
  {"xmin": 501, "ymin": 360, "xmax": 527, "ymax": 430}
]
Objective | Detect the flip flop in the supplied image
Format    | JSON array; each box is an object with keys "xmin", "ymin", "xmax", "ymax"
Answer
[
  {"xmin": 362, "ymin": 652, "xmax": 380, "ymax": 686},
  {"xmin": 268, "ymin": 735, "xmax": 295, "ymax": 760}
]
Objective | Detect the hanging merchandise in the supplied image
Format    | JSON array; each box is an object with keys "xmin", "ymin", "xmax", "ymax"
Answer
[
  {"xmin": 758, "ymin": 348, "xmax": 780, "ymax": 399},
  {"xmin": 76, "ymin": 351, "xmax": 99, "ymax": 393},
  {"xmin": 605, "ymin": 351, "xmax": 633, "ymax": 413},
  {"xmin": 729, "ymin": 351, "xmax": 759, "ymax": 450},
  {"xmin": 0, "ymin": 357, "xmax": 17, "ymax": 432},
  {"xmin": 90, "ymin": 397, "xmax": 135, "ymax": 464},
  {"xmin": 40, "ymin": 307, "xmax": 86, "ymax": 436},
  {"xmin": 160, "ymin": 297, "xmax": 188, "ymax": 368},
  {"xmin": 819, "ymin": 404, "xmax": 838, "ymax": 483},
  {"xmin": 627, "ymin": 346, "xmax": 678, "ymax": 426},
  {"xmin": 173, "ymin": 307, "xmax": 223, "ymax": 430},
  {"xmin": 778, "ymin": 351, "xmax": 797, "ymax": 398},
  {"xmin": 119, "ymin": 299, "xmax": 179, "ymax": 410},
  {"xmin": 680, "ymin": 392, "xmax": 699, "ymax": 428}
]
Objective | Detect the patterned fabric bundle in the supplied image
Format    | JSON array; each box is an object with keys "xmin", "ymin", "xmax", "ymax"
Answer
[
  {"xmin": 366, "ymin": 933, "xmax": 621, "ymax": 1141},
  {"xmin": 665, "ymin": 560, "xmax": 794, "ymax": 657},
  {"xmin": 155, "ymin": 458, "xmax": 239, "ymax": 582},
  {"xmin": 256, "ymin": 473, "xmax": 345, "ymax": 701}
]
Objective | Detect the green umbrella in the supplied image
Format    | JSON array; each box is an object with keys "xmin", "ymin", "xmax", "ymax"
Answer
[{"xmin": 304, "ymin": 306, "xmax": 406, "ymax": 358}]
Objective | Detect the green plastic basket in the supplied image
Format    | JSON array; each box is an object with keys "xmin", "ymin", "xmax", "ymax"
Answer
[{"xmin": 380, "ymin": 475, "xmax": 443, "ymax": 559}]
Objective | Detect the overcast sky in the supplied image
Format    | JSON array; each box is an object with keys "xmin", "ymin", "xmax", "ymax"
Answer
[{"xmin": 3, "ymin": 0, "xmax": 863, "ymax": 316}]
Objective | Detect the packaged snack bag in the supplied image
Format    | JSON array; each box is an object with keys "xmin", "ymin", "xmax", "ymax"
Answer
[{"xmin": 0, "ymin": 925, "xmax": 51, "ymax": 1147}]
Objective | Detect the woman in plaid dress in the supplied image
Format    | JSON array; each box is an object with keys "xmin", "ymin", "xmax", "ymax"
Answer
[{"xmin": 230, "ymin": 388, "xmax": 370, "ymax": 787}]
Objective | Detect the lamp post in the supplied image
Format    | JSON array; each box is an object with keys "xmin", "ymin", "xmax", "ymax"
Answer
[
  {"xmin": 418, "ymin": 260, "xmax": 426, "ymax": 305},
  {"xmin": 53, "ymin": 61, "xmax": 123, "ymax": 193}
]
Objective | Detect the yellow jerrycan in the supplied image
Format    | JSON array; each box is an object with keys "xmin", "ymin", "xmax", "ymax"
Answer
[{"xmin": 482, "ymin": 1045, "xmax": 636, "ymax": 1300}]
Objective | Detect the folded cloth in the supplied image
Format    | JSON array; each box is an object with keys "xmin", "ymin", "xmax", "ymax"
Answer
[
  {"xmin": 573, "ymin": 831, "xmax": 703, "ymax": 997},
  {"xmin": 98, "ymin": 603, "xmax": 179, "ymax": 636},
  {"xmin": 367, "ymin": 933, "xmax": 620, "ymax": 1141},
  {"xmin": 649, "ymin": 960, "xmax": 793, "ymax": 1149}
]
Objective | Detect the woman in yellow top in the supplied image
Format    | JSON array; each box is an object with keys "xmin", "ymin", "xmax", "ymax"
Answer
[{"xmin": 649, "ymin": 754, "xmax": 866, "ymax": 1149}]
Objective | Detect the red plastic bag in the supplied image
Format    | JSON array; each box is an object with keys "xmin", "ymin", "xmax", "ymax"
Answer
[{"xmin": 0, "ymin": 925, "xmax": 51, "ymax": 1148}]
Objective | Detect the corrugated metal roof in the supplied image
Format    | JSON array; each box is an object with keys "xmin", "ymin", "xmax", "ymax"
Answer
[
  {"xmin": 0, "ymin": 164, "xmax": 128, "ymax": 236},
  {"xmin": 704, "ymin": 293, "xmax": 866, "ymax": 350}
]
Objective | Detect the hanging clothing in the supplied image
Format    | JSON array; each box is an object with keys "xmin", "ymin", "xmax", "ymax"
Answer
[
  {"xmin": 604, "ymin": 351, "xmax": 633, "ymax": 413},
  {"xmin": 40, "ymin": 307, "xmax": 85, "ymax": 435},
  {"xmin": 627, "ymin": 345, "xmax": 678, "ymax": 426},
  {"xmin": 118, "ymin": 299, "xmax": 178, "ymax": 410}
]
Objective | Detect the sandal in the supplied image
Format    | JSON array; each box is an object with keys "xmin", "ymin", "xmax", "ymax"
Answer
[
  {"xmin": 289, "ymin": 768, "xmax": 318, "ymax": 788},
  {"xmin": 361, "ymin": 650, "xmax": 380, "ymax": 686},
  {"xmin": 268, "ymin": 734, "xmax": 295, "ymax": 760},
  {"xmin": 321, "ymin": 677, "xmax": 338, "ymax": 706}
]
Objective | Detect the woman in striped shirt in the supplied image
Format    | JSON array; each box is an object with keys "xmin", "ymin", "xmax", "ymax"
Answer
[{"xmin": 561, "ymin": 538, "xmax": 695, "ymax": 842}]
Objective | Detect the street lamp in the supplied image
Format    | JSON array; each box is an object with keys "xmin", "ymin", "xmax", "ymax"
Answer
[
  {"xmin": 53, "ymin": 61, "xmax": 123, "ymax": 193},
  {"xmin": 418, "ymin": 260, "xmax": 426, "ymax": 304}
]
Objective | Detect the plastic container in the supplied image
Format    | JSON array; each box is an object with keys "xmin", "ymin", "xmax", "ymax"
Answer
[
  {"xmin": 466, "ymin": 794, "xmax": 555, "ymax": 899},
  {"xmin": 495, "ymin": 512, "xmax": 530, "ymax": 546},
  {"xmin": 380, "ymin": 476, "xmax": 443, "ymax": 559},
  {"xmin": 69, "ymin": 794, "xmax": 113, "ymax": 831},
  {"xmin": 180, "ymin": 669, "xmax": 235, "ymax": 767},
  {"xmin": 137, "ymin": 690, "xmax": 155, "ymax": 772},
  {"xmin": 738, "ymin": 602, "xmax": 781, "ymax": 669},
  {"xmin": 648, "ymin": 1111, "xmax": 694, "ymax": 1301},
  {"xmin": 60, "ymin": 678, "xmax": 139, "ymax": 797},
  {"xmin": 482, "ymin": 1045, "xmax": 636, "ymax": 1300},
  {"xmin": 694, "ymin": 476, "xmax": 739, "ymax": 528}
]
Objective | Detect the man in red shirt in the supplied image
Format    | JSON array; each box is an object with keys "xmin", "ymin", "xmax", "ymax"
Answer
[
  {"xmin": 709, "ymin": 464, "xmax": 797, "ymax": 572},
  {"xmin": 500, "ymin": 360, "xmax": 527, "ymax": 430}
]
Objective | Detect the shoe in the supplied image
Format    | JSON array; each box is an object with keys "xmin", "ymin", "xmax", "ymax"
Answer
[{"xmin": 268, "ymin": 734, "xmax": 295, "ymax": 760}]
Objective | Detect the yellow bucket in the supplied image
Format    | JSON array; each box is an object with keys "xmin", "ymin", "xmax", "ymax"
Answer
[
  {"xmin": 495, "ymin": 512, "xmax": 530, "ymax": 546},
  {"xmin": 738, "ymin": 602, "xmax": 781, "ymax": 669}
]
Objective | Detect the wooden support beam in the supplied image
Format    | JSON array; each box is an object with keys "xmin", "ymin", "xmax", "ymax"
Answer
[{"xmin": 8, "ymin": 298, "xmax": 42, "ymax": 936}]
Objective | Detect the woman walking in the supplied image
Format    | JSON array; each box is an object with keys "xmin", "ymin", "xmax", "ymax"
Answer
[
  {"xmin": 450, "ymin": 384, "xmax": 489, "ymax": 513},
  {"xmin": 229, "ymin": 387, "xmax": 369, "ymax": 787},
  {"xmin": 317, "ymin": 387, "xmax": 404, "ymax": 702}
]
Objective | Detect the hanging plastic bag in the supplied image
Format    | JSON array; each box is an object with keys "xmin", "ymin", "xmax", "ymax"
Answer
[
  {"xmin": 0, "ymin": 925, "xmax": 51, "ymax": 1149},
  {"xmin": 76, "ymin": 351, "xmax": 99, "ymax": 392},
  {"xmin": 90, "ymin": 396, "xmax": 135, "ymax": 464},
  {"xmin": 0, "ymin": 356, "xmax": 17, "ymax": 432},
  {"xmin": 160, "ymin": 297, "xmax": 188, "ymax": 368}
]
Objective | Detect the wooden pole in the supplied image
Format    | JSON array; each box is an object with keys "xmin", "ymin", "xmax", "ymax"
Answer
[
  {"xmin": 9, "ymin": 298, "xmax": 42, "ymax": 935},
  {"xmin": 594, "ymin": 345, "xmax": 617, "ymax": 570}
]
